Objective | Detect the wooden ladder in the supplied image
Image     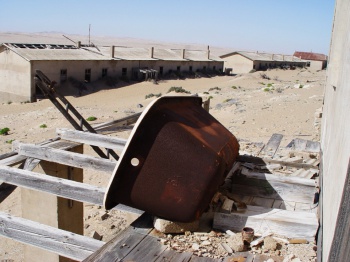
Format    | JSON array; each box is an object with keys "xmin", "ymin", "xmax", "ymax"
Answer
[{"xmin": 34, "ymin": 70, "xmax": 119, "ymax": 161}]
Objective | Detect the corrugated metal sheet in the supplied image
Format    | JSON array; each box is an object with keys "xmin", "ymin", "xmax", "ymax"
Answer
[
  {"xmin": 220, "ymin": 51, "xmax": 307, "ymax": 63},
  {"xmin": 293, "ymin": 51, "xmax": 327, "ymax": 61},
  {"xmin": 1, "ymin": 43, "xmax": 221, "ymax": 62}
]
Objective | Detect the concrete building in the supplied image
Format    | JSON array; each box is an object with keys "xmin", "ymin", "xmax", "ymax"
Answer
[
  {"xmin": 220, "ymin": 51, "xmax": 307, "ymax": 74},
  {"xmin": 320, "ymin": 0, "xmax": 350, "ymax": 261},
  {"xmin": 0, "ymin": 43, "xmax": 223, "ymax": 102},
  {"xmin": 294, "ymin": 51, "xmax": 328, "ymax": 70}
]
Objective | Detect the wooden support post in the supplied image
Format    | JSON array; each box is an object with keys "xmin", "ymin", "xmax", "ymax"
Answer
[{"xmin": 21, "ymin": 144, "xmax": 84, "ymax": 262}]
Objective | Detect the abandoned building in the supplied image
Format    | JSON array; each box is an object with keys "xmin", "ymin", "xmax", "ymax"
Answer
[
  {"xmin": 0, "ymin": 43, "xmax": 223, "ymax": 102},
  {"xmin": 293, "ymin": 51, "xmax": 328, "ymax": 70},
  {"xmin": 220, "ymin": 51, "xmax": 307, "ymax": 74}
]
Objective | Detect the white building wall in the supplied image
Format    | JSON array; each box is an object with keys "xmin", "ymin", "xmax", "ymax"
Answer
[
  {"xmin": 0, "ymin": 46, "xmax": 31, "ymax": 102},
  {"xmin": 321, "ymin": 0, "xmax": 350, "ymax": 260},
  {"xmin": 222, "ymin": 54, "xmax": 254, "ymax": 74}
]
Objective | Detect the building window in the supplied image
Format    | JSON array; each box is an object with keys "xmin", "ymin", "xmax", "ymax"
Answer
[
  {"xmin": 213, "ymin": 66, "xmax": 216, "ymax": 71},
  {"xmin": 177, "ymin": 66, "xmax": 181, "ymax": 72},
  {"xmin": 102, "ymin": 68, "xmax": 108, "ymax": 77},
  {"xmin": 60, "ymin": 69, "xmax": 67, "ymax": 82},
  {"xmin": 159, "ymin": 66, "xmax": 164, "ymax": 75},
  {"xmin": 85, "ymin": 69, "xmax": 91, "ymax": 82},
  {"xmin": 203, "ymin": 66, "xmax": 207, "ymax": 71},
  {"xmin": 253, "ymin": 65, "xmax": 256, "ymax": 69},
  {"xmin": 189, "ymin": 66, "xmax": 193, "ymax": 72},
  {"xmin": 122, "ymin": 68, "xmax": 127, "ymax": 76}
]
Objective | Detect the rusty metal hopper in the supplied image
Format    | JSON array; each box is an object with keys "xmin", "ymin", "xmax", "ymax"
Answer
[{"xmin": 104, "ymin": 96, "xmax": 239, "ymax": 222}]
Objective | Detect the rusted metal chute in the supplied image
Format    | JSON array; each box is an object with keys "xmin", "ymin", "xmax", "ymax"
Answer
[{"xmin": 104, "ymin": 96, "xmax": 239, "ymax": 222}]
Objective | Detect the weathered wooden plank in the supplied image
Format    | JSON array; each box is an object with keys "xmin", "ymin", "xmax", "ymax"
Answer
[
  {"xmin": 93, "ymin": 112, "xmax": 142, "ymax": 131},
  {"xmin": 250, "ymin": 197, "xmax": 274, "ymax": 208},
  {"xmin": 0, "ymin": 212, "xmax": 104, "ymax": 261},
  {"xmin": 123, "ymin": 235, "xmax": 167, "ymax": 261},
  {"xmin": 305, "ymin": 140, "xmax": 320, "ymax": 153},
  {"xmin": 14, "ymin": 143, "xmax": 116, "ymax": 173},
  {"xmin": 237, "ymin": 155, "xmax": 318, "ymax": 170},
  {"xmin": 213, "ymin": 205, "xmax": 318, "ymax": 241},
  {"xmin": 0, "ymin": 157, "xmax": 40, "ymax": 203},
  {"xmin": 240, "ymin": 168, "xmax": 316, "ymax": 187},
  {"xmin": 232, "ymin": 169, "xmax": 316, "ymax": 204},
  {"xmin": 0, "ymin": 165, "xmax": 105, "ymax": 204},
  {"xmin": 272, "ymin": 200, "xmax": 296, "ymax": 211},
  {"xmin": 56, "ymin": 128, "xmax": 127, "ymax": 151},
  {"xmin": 156, "ymin": 249, "xmax": 192, "ymax": 262},
  {"xmin": 260, "ymin": 133, "xmax": 283, "ymax": 157},
  {"xmin": 189, "ymin": 255, "xmax": 220, "ymax": 262},
  {"xmin": 0, "ymin": 165, "xmax": 142, "ymax": 215},
  {"xmin": 293, "ymin": 138, "xmax": 307, "ymax": 151},
  {"xmin": 83, "ymin": 213, "xmax": 153, "ymax": 262}
]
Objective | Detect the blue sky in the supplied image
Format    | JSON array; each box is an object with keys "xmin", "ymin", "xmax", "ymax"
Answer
[{"xmin": 0, "ymin": 0, "xmax": 335, "ymax": 54}]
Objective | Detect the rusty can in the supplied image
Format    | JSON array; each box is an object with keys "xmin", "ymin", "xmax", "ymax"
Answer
[{"xmin": 242, "ymin": 227, "xmax": 255, "ymax": 245}]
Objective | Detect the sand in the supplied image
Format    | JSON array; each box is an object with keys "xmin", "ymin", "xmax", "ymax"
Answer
[{"xmin": 0, "ymin": 33, "xmax": 325, "ymax": 260}]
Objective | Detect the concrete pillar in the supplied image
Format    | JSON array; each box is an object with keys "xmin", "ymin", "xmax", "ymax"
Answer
[
  {"xmin": 110, "ymin": 45, "xmax": 115, "ymax": 58},
  {"xmin": 207, "ymin": 45, "xmax": 210, "ymax": 59},
  {"xmin": 182, "ymin": 49, "xmax": 185, "ymax": 59},
  {"xmin": 150, "ymin": 47, "xmax": 154, "ymax": 58},
  {"xmin": 77, "ymin": 41, "xmax": 81, "ymax": 48},
  {"xmin": 22, "ymin": 144, "xmax": 84, "ymax": 262}
]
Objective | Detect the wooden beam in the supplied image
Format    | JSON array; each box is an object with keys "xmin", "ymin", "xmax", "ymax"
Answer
[
  {"xmin": 56, "ymin": 128, "xmax": 127, "ymax": 151},
  {"xmin": 0, "ymin": 212, "xmax": 104, "ymax": 261},
  {"xmin": 93, "ymin": 112, "xmax": 142, "ymax": 132},
  {"xmin": 260, "ymin": 133, "xmax": 283, "ymax": 157},
  {"xmin": 14, "ymin": 143, "xmax": 116, "ymax": 173},
  {"xmin": 213, "ymin": 205, "xmax": 318, "ymax": 241},
  {"xmin": 0, "ymin": 165, "xmax": 142, "ymax": 215}
]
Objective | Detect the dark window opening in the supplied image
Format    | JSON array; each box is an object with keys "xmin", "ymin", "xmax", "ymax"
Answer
[
  {"xmin": 213, "ymin": 66, "xmax": 216, "ymax": 71},
  {"xmin": 85, "ymin": 69, "xmax": 91, "ymax": 82},
  {"xmin": 102, "ymin": 68, "xmax": 108, "ymax": 77},
  {"xmin": 122, "ymin": 68, "xmax": 127, "ymax": 76},
  {"xmin": 203, "ymin": 66, "xmax": 206, "ymax": 71},
  {"xmin": 189, "ymin": 66, "xmax": 193, "ymax": 72},
  {"xmin": 159, "ymin": 66, "xmax": 164, "ymax": 75},
  {"xmin": 60, "ymin": 69, "xmax": 67, "ymax": 82},
  {"xmin": 177, "ymin": 66, "xmax": 181, "ymax": 72}
]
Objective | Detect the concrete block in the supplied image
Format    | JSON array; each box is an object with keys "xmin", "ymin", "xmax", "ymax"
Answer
[{"xmin": 153, "ymin": 217, "xmax": 199, "ymax": 233}]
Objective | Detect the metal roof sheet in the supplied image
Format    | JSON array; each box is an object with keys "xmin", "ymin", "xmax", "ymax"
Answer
[
  {"xmin": 1, "ymin": 43, "xmax": 222, "ymax": 62},
  {"xmin": 293, "ymin": 51, "xmax": 328, "ymax": 61},
  {"xmin": 220, "ymin": 51, "xmax": 306, "ymax": 63}
]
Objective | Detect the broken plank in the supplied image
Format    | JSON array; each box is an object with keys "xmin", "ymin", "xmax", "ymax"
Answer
[
  {"xmin": 260, "ymin": 133, "xmax": 283, "ymax": 157},
  {"xmin": 93, "ymin": 112, "xmax": 142, "ymax": 131},
  {"xmin": 0, "ymin": 212, "xmax": 104, "ymax": 261},
  {"xmin": 56, "ymin": 128, "xmax": 127, "ymax": 151},
  {"xmin": 213, "ymin": 205, "xmax": 318, "ymax": 241},
  {"xmin": 15, "ymin": 143, "xmax": 116, "ymax": 173}
]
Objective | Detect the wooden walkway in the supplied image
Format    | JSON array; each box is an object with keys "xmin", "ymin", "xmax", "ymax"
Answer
[{"xmin": 0, "ymin": 130, "xmax": 320, "ymax": 261}]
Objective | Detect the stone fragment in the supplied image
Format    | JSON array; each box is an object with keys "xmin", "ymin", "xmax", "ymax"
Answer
[
  {"xmin": 264, "ymin": 236, "xmax": 278, "ymax": 251},
  {"xmin": 226, "ymin": 233, "xmax": 245, "ymax": 252},
  {"xmin": 91, "ymin": 231, "xmax": 102, "ymax": 240},
  {"xmin": 153, "ymin": 217, "xmax": 200, "ymax": 233}
]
